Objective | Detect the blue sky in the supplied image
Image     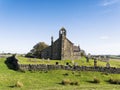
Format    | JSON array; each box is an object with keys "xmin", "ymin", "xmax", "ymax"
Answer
[{"xmin": 0, "ymin": 0, "xmax": 120, "ymax": 55}]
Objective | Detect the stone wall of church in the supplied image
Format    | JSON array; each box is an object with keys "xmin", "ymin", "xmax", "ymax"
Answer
[
  {"xmin": 52, "ymin": 39, "xmax": 61, "ymax": 60},
  {"xmin": 73, "ymin": 52, "xmax": 81, "ymax": 60},
  {"xmin": 62, "ymin": 38, "xmax": 73, "ymax": 60}
]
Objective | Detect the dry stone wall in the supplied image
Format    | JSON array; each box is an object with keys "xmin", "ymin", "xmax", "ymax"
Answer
[{"xmin": 7, "ymin": 55, "xmax": 119, "ymax": 73}]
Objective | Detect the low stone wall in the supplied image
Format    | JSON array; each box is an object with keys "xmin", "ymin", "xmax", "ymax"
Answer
[{"xmin": 18, "ymin": 64, "xmax": 120, "ymax": 74}]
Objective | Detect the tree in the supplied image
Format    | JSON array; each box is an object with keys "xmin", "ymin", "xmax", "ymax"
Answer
[
  {"xmin": 80, "ymin": 50, "xmax": 86, "ymax": 57},
  {"xmin": 26, "ymin": 42, "xmax": 49, "ymax": 58}
]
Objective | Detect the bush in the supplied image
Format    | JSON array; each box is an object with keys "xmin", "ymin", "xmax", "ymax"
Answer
[
  {"xmin": 93, "ymin": 77, "xmax": 100, "ymax": 83},
  {"xmin": 109, "ymin": 78, "xmax": 114, "ymax": 83},
  {"xmin": 101, "ymin": 72, "xmax": 109, "ymax": 75},
  {"xmin": 19, "ymin": 69, "xmax": 26, "ymax": 73},
  {"xmin": 74, "ymin": 81, "xmax": 79, "ymax": 85},
  {"xmin": 61, "ymin": 79, "xmax": 79, "ymax": 85},
  {"xmin": 63, "ymin": 73, "xmax": 69, "ymax": 76},
  {"xmin": 70, "ymin": 81, "xmax": 79, "ymax": 85},
  {"xmin": 25, "ymin": 53, "xmax": 34, "ymax": 58},
  {"xmin": 109, "ymin": 78, "xmax": 120, "ymax": 84},
  {"xmin": 61, "ymin": 79, "xmax": 71, "ymax": 85},
  {"xmin": 15, "ymin": 81, "xmax": 23, "ymax": 87}
]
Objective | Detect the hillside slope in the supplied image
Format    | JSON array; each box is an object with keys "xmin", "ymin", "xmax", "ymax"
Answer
[{"xmin": 0, "ymin": 57, "xmax": 120, "ymax": 90}]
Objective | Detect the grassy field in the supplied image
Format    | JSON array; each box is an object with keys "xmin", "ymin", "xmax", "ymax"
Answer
[
  {"xmin": 109, "ymin": 59, "xmax": 120, "ymax": 67},
  {"xmin": 0, "ymin": 57, "xmax": 120, "ymax": 90},
  {"xmin": 17, "ymin": 56, "xmax": 120, "ymax": 68}
]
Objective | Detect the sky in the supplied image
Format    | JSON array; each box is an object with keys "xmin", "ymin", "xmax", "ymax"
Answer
[{"xmin": 0, "ymin": 0, "xmax": 120, "ymax": 55}]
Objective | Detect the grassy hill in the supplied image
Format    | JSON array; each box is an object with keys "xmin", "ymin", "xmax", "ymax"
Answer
[{"xmin": 0, "ymin": 57, "xmax": 120, "ymax": 90}]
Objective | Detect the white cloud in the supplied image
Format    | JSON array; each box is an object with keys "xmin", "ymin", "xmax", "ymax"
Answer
[{"xmin": 102, "ymin": 0, "xmax": 120, "ymax": 6}]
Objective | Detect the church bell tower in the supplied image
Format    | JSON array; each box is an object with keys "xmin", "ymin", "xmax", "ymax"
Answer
[
  {"xmin": 59, "ymin": 27, "xmax": 66, "ymax": 38},
  {"xmin": 59, "ymin": 27, "xmax": 66, "ymax": 60}
]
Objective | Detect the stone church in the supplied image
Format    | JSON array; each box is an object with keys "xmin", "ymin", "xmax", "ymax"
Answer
[{"xmin": 40, "ymin": 27, "xmax": 84, "ymax": 60}]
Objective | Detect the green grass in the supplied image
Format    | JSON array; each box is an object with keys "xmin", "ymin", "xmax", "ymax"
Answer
[
  {"xmin": 0, "ymin": 57, "xmax": 120, "ymax": 90},
  {"xmin": 17, "ymin": 56, "xmax": 99, "ymax": 66},
  {"xmin": 109, "ymin": 59, "xmax": 120, "ymax": 67},
  {"xmin": 17, "ymin": 56, "xmax": 120, "ymax": 68}
]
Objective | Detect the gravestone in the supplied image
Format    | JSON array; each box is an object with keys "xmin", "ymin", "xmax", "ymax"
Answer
[
  {"xmin": 94, "ymin": 58, "xmax": 97, "ymax": 67},
  {"xmin": 74, "ymin": 62, "xmax": 78, "ymax": 66},
  {"xmin": 106, "ymin": 62, "xmax": 110, "ymax": 68},
  {"xmin": 86, "ymin": 56, "xmax": 89, "ymax": 62}
]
